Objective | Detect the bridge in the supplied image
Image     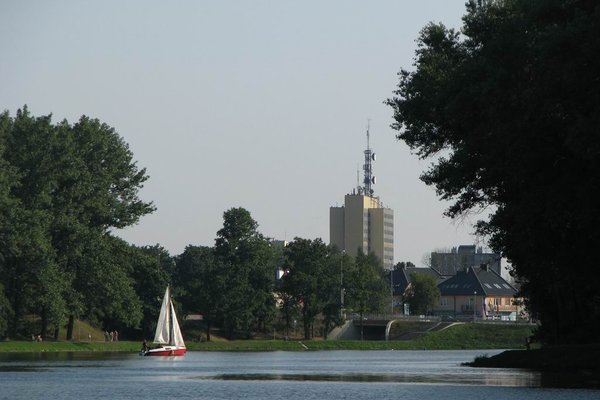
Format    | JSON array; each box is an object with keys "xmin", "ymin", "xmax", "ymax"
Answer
[{"xmin": 328, "ymin": 315, "xmax": 449, "ymax": 341}]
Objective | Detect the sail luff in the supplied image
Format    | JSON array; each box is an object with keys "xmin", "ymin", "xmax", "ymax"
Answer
[{"xmin": 153, "ymin": 286, "xmax": 171, "ymax": 344}]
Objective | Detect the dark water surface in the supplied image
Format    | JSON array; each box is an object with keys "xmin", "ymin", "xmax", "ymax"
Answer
[{"xmin": 0, "ymin": 350, "xmax": 598, "ymax": 399}]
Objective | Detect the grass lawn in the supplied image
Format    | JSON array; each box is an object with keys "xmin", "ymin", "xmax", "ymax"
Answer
[{"xmin": 0, "ymin": 323, "xmax": 534, "ymax": 353}]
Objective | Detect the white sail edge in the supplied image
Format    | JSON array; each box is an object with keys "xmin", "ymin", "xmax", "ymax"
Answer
[
  {"xmin": 153, "ymin": 286, "xmax": 171, "ymax": 344},
  {"xmin": 170, "ymin": 300, "xmax": 185, "ymax": 347}
]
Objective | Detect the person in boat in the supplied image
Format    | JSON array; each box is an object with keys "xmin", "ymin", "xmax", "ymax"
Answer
[{"xmin": 141, "ymin": 339, "xmax": 149, "ymax": 353}]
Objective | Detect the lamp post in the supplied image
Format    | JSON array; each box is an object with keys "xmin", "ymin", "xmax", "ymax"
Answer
[
  {"xmin": 473, "ymin": 291, "xmax": 477, "ymax": 322},
  {"xmin": 391, "ymin": 268, "xmax": 394, "ymax": 315},
  {"xmin": 340, "ymin": 251, "xmax": 345, "ymax": 318}
]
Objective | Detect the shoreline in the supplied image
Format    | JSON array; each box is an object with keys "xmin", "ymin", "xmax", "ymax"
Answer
[
  {"xmin": 0, "ymin": 339, "xmax": 519, "ymax": 353},
  {"xmin": 467, "ymin": 345, "xmax": 600, "ymax": 371}
]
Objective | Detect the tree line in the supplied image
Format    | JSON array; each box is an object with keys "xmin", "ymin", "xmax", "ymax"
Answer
[
  {"xmin": 174, "ymin": 207, "xmax": 390, "ymax": 340},
  {"xmin": 0, "ymin": 107, "xmax": 390, "ymax": 340}
]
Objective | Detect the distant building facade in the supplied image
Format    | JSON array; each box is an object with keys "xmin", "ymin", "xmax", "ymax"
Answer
[
  {"xmin": 329, "ymin": 127, "xmax": 394, "ymax": 269},
  {"xmin": 330, "ymin": 194, "xmax": 394, "ymax": 269},
  {"xmin": 436, "ymin": 265, "xmax": 521, "ymax": 321},
  {"xmin": 387, "ymin": 264, "xmax": 522, "ymax": 320},
  {"xmin": 431, "ymin": 245, "xmax": 501, "ymax": 275}
]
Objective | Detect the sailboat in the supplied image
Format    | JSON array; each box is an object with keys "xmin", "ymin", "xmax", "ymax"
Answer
[{"xmin": 143, "ymin": 286, "xmax": 186, "ymax": 356}]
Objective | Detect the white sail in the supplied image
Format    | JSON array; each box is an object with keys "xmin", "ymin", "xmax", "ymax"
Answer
[
  {"xmin": 170, "ymin": 300, "xmax": 185, "ymax": 347},
  {"xmin": 153, "ymin": 286, "xmax": 171, "ymax": 344}
]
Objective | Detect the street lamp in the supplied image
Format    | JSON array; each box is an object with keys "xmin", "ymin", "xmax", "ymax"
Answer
[
  {"xmin": 340, "ymin": 251, "xmax": 345, "ymax": 318},
  {"xmin": 391, "ymin": 268, "xmax": 394, "ymax": 315},
  {"xmin": 473, "ymin": 291, "xmax": 477, "ymax": 322}
]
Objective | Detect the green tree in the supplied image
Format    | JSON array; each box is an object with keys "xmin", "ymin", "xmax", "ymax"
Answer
[
  {"xmin": 35, "ymin": 261, "xmax": 69, "ymax": 339},
  {"xmin": 215, "ymin": 208, "xmax": 275, "ymax": 339},
  {"xmin": 74, "ymin": 235, "xmax": 144, "ymax": 334},
  {"xmin": 174, "ymin": 245, "xmax": 224, "ymax": 341},
  {"xmin": 345, "ymin": 251, "xmax": 388, "ymax": 339},
  {"xmin": 282, "ymin": 238, "xmax": 339, "ymax": 339},
  {"xmin": 404, "ymin": 273, "xmax": 440, "ymax": 315},
  {"xmin": 0, "ymin": 283, "xmax": 10, "ymax": 338},
  {"xmin": 0, "ymin": 107, "xmax": 154, "ymax": 339},
  {"xmin": 0, "ymin": 107, "xmax": 58, "ymax": 337},
  {"xmin": 0, "ymin": 113, "xmax": 13, "ymax": 336},
  {"xmin": 387, "ymin": 0, "xmax": 600, "ymax": 344},
  {"xmin": 131, "ymin": 245, "xmax": 172, "ymax": 339},
  {"xmin": 56, "ymin": 115, "xmax": 154, "ymax": 338},
  {"xmin": 320, "ymin": 250, "xmax": 348, "ymax": 339}
]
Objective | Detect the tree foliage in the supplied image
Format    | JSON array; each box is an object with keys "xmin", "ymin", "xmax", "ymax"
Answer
[
  {"xmin": 282, "ymin": 238, "xmax": 337, "ymax": 339},
  {"xmin": 0, "ymin": 106, "xmax": 154, "ymax": 339},
  {"xmin": 345, "ymin": 251, "xmax": 389, "ymax": 339},
  {"xmin": 215, "ymin": 208, "xmax": 276, "ymax": 339},
  {"xmin": 174, "ymin": 245, "xmax": 224, "ymax": 341},
  {"xmin": 387, "ymin": 0, "xmax": 600, "ymax": 344},
  {"xmin": 130, "ymin": 245, "xmax": 173, "ymax": 338},
  {"xmin": 404, "ymin": 273, "xmax": 440, "ymax": 315}
]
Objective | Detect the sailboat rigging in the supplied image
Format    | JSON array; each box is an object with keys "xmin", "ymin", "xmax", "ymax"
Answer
[{"xmin": 142, "ymin": 286, "xmax": 186, "ymax": 356}]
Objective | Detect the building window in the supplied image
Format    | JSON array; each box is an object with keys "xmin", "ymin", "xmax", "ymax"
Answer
[{"xmin": 440, "ymin": 297, "xmax": 448, "ymax": 306}]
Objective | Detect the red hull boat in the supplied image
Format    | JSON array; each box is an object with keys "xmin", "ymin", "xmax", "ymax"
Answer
[
  {"xmin": 144, "ymin": 346, "xmax": 187, "ymax": 357},
  {"xmin": 141, "ymin": 286, "xmax": 186, "ymax": 357}
]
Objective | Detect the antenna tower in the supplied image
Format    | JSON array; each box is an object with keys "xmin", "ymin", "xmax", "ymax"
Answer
[{"xmin": 362, "ymin": 120, "xmax": 376, "ymax": 196}]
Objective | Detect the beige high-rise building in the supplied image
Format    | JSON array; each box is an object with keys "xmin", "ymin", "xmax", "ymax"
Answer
[
  {"xmin": 330, "ymin": 194, "xmax": 394, "ymax": 269},
  {"xmin": 329, "ymin": 127, "xmax": 394, "ymax": 269}
]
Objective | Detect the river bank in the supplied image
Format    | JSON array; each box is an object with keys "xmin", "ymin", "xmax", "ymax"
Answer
[
  {"xmin": 0, "ymin": 323, "xmax": 533, "ymax": 352},
  {"xmin": 0, "ymin": 339, "xmax": 505, "ymax": 353}
]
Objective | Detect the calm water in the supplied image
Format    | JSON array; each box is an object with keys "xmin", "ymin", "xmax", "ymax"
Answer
[{"xmin": 0, "ymin": 350, "xmax": 598, "ymax": 400}]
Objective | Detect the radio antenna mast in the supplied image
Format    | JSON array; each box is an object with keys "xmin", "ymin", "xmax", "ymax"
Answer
[{"xmin": 362, "ymin": 120, "xmax": 376, "ymax": 196}]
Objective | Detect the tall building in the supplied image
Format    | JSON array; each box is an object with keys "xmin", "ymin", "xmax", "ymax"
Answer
[{"xmin": 330, "ymin": 127, "xmax": 394, "ymax": 269}]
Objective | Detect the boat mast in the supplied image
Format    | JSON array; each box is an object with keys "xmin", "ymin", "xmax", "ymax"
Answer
[{"xmin": 169, "ymin": 287, "xmax": 174, "ymax": 345}]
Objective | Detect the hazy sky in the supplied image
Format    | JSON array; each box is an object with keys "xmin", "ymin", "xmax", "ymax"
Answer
[{"xmin": 0, "ymin": 1, "xmax": 486, "ymax": 266}]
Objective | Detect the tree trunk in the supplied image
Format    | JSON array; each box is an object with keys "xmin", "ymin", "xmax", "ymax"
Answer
[
  {"xmin": 360, "ymin": 311, "xmax": 364, "ymax": 340},
  {"xmin": 40, "ymin": 309, "xmax": 48, "ymax": 339},
  {"xmin": 54, "ymin": 325, "xmax": 59, "ymax": 340},
  {"xmin": 66, "ymin": 315, "xmax": 75, "ymax": 341},
  {"xmin": 10, "ymin": 283, "xmax": 20, "ymax": 338},
  {"xmin": 303, "ymin": 308, "xmax": 310, "ymax": 340},
  {"xmin": 205, "ymin": 320, "xmax": 211, "ymax": 342}
]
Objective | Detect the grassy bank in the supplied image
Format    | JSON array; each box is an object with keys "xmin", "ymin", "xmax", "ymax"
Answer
[
  {"xmin": 0, "ymin": 341, "xmax": 141, "ymax": 353},
  {"xmin": 0, "ymin": 323, "xmax": 533, "ymax": 353},
  {"xmin": 411, "ymin": 323, "xmax": 533, "ymax": 350}
]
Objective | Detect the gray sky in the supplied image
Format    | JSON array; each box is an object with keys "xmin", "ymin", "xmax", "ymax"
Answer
[{"xmin": 0, "ymin": 1, "xmax": 485, "ymax": 266}]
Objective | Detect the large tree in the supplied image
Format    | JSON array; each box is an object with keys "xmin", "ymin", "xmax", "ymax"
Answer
[
  {"xmin": 282, "ymin": 238, "xmax": 339, "ymax": 340},
  {"xmin": 0, "ymin": 106, "xmax": 154, "ymax": 339},
  {"xmin": 404, "ymin": 273, "xmax": 440, "ymax": 316},
  {"xmin": 131, "ymin": 245, "xmax": 172, "ymax": 339},
  {"xmin": 387, "ymin": 0, "xmax": 600, "ymax": 344},
  {"xmin": 0, "ymin": 108, "xmax": 62, "ymax": 337},
  {"xmin": 215, "ymin": 208, "xmax": 276, "ymax": 339},
  {"xmin": 345, "ymin": 251, "xmax": 388, "ymax": 339},
  {"xmin": 174, "ymin": 245, "xmax": 224, "ymax": 341}
]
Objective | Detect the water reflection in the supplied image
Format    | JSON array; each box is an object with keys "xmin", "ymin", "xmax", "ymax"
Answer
[
  {"xmin": 1, "ymin": 349, "xmax": 599, "ymax": 396},
  {"xmin": 207, "ymin": 371, "xmax": 541, "ymax": 387}
]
